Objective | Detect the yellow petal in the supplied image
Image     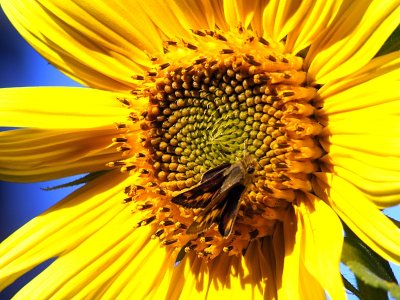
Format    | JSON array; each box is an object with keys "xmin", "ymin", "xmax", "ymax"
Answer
[
  {"xmin": 262, "ymin": 0, "xmax": 313, "ymax": 42},
  {"xmin": 323, "ymin": 144, "xmax": 400, "ymax": 207},
  {"xmin": 318, "ymin": 51, "xmax": 400, "ymax": 100},
  {"xmin": 136, "ymin": 0, "xmax": 204, "ymax": 42},
  {"xmin": 298, "ymin": 266, "xmax": 326, "ymax": 300},
  {"xmin": 208, "ymin": 0, "xmax": 231, "ymax": 31},
  {"xmin": 167, "ymin": 255, "xmax": 208, "ymax": 299},
  {"xmin": 278, "ymin": 208, "xmax": 303, "ymax": 300},
  {"xmin": 337, "ymin": 166, "xmax": 400, "ymax": 207},
  {"xmin": 223, "ymin": 0, "xmax": 259, "ymax": 29},
  {"xmin": 14, "ymin": 222, "xmax": 171, "ymax": 299},
  {"xmin": 0, "ymin": 127, "xmax": 121, "ymax": 182},
  {"xmin": 0, "ymin": 171, "xmax": 132, "ymax": 292},
  {"xmin": 272, "ymin": 223, "xmax": 285, "ymax": 297},
  {"xmin": 318, "ymin": 52, "xmax": 400, "ymax": 118},
  {"xmin": 165, "ymin": 0, "xmax": 220, "ymax": 30},
  {"xmin": 315, "ymin": 173, "xmax": 400, "ymax": 264},
  {"xmin": 317, "ymin": 50, "xmax": 400, "ymax": 207},
  {"xmin": 279, "ymin": 200, "xmax": 344, "ymax": 300},
  {"xmin": 85, "ymin": 229, "xmax": 172, "ymax": 299},
  {"xmin": 0, "ymin": 87, "xmax": 130, "ymax": 128},
  {"xmin": 297, "ymin": 193, "xmax": 346, "ymax": 300},
  {"xmin": 324, "ymin": 134, "xmax": 400, "ymax": 157},
  {"xmin": 307, "ymin": 0, "xmax": 400, "ymax": 83},
  {"xmin": 322, "ymin": 143, "xmax": 399, "ymax": 173},
  {"xmin": 247, "ymin": 1, "xmax": 267, "ymax": 36},
  {"xmin": 261, "ymin": 237, "xmax": 279, "ymax": 299},
  {"xmin": 323, "ymin": 115, "xmax": 400, "ymax": 136},
  {"xmin": 285, "ymin": 0, "xmax": 343, "ymax": 54},
  {"xmin": 209, "ymin": 241, "xmax": 269, "ymax": 298},
  {"xmin": 203, "ymin": 255, "xmax": 244, "ymax": 298},
  {"xmin": 168, "ymin": 239, "xmax": 272, "ymax": 299},
  {"xmin": 322, "ymin": 153, "xmax": 400, "ymax": 207},
  {"xmin": 2, "ymin": 0, "xmax": 160, "ymax": 90}
]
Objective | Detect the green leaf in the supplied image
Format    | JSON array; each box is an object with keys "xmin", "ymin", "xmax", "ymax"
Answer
[
  {"xmin": 376, "ymin": 24, "xmax": 400, "ymax": 56},
  {"xmin": 41, "ymin": 170, "xmax": 110, "ymax": 191},
  {"xmin": 353, "ymin": 263, "xmax": 389, "ymax": 300},
  {"xmin": 342, "ymin": 274, "xmax": 362, "ymax": 299},
  {"xmin": 344, "ymin": 225, "xmax": 398, "ymax": 283},
  {"xmin": 342, "ymin": 235, "xmax": 400, "ymax": 300}
]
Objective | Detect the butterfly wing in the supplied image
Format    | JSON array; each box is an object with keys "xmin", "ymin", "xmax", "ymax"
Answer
[
  {"xmin": 173, "ymin": 161, "xmax": 250, "ymax": 237},
  {"xmin": 171, "ymin": 163, "xmax": 231, "ymax": 209},
  {"xmin": 186, "ymin": 180, "xmax": 246, "ymax": 237},
  {"xmin": 218, "ymin": 184, "xmax": 245, "ymax": 237},
  {"xmin": 199, "ymin": 162, "xmax": 231, "ymax": 183},
  {"xmin": 185, "ymin": 188, "xmax": 231, "ymax": 235}
]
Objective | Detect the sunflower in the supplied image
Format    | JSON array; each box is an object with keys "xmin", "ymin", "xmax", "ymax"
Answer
[{"xmin": 1, "ymin": 0, "xmax": 400, "ymax": 299}]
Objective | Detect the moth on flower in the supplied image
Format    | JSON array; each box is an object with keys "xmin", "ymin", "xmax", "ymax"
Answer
[{"xmin": 172, "ymin": 156, "xmax": 256, "ymax": 238}]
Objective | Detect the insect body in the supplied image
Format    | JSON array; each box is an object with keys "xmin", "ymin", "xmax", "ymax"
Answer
[{"xmin": 171, "ymin": 158, "xmax": 255, "ymax": 238}]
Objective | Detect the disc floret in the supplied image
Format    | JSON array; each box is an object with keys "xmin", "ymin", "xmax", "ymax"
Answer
[{"xmin": 110, "ymin": 29, "xmax": 324, "ymax": 260}]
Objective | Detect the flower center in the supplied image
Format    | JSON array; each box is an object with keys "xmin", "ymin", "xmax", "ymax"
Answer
[{"xmin": 110, "ymin": 29, "xmax": 323, "ymax": 261}]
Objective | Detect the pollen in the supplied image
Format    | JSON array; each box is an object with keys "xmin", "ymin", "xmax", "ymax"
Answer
[{"xmin": 109, "ymin": 29, "xmax": 324, "ymax": 262}]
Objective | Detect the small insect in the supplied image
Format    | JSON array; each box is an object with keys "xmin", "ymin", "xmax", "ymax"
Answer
[{"xmin": 171, "ymin": 157, "xmax": 255, "ymax": 238}]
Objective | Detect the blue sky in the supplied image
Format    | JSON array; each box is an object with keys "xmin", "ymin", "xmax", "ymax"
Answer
[{"xmin": 0, "ymin": 7, "xmax": 398, "ymax": 300}]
